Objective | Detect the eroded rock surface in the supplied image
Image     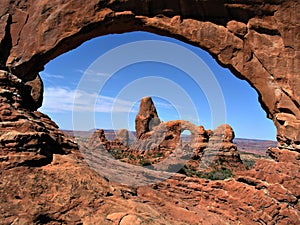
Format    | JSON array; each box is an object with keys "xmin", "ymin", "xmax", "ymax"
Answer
[
  {"xmin": 115, "ymin": 129, "xmax": 130, "ymax": 147},
  {"xmin": 0, "ymin": 70, "xmax": 76, "ymax": 169},
  {"xmin": 197, "ymin": 124, "xmax": 246, "ymax": 173}
]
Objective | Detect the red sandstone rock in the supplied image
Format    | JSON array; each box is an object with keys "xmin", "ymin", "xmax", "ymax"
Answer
[
  {"xmin": 0, "ymin": 70, "xmax": 77, "ymax": 169},
  {"xmin": 0, "ymin": 1, "xmax": 299, "ymax": 224},
  {"xmin": 24, "ymin": 73, "xmax": 44, "ymax": 110},
  {"xmin": 226, "ymin": 20, "xmax": 247, "ymax": 37},
  {"xmin": 135, "ymin": 97, "xmax": 161, "ymax": 139},
  {"xmin": 210, "ymin": 124, "xmax": 235, "ymax": 143}
]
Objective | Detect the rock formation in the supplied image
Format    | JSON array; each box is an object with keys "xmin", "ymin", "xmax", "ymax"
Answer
[
  {"xmin": 135, "ymin": 96, "xmax": 161, "ymax": 139},
  {"xmin": 0, "ymin": 70, "xmax": 77, "ymax": 169},
  {"xmin": 97, "ymin": 97, "xmax": 245, "ymax": 174},
  {"xmin": 0, "ymin": 1, "xmax": 299, "ymax": 224},
  {"xmin": 115, "ymin": 129, "xmax": 130, "ymax": 147},
  {"xmin": 133, "ymin": 119, "xmax": 200, "ymax": 152},
  {"xmin": 210, "ymin": 124, "xmax": 235, "ymax": 143},
  {"xmin": 82, "ymin": 129, "xmax": 110, "ymax": 151},
  {"xmin": 198, "ymin": 124, "xmax": 246, "ymax": 172}
]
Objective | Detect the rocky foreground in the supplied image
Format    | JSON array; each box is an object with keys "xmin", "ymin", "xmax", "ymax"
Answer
[
  {"xmin": 1, "ymin": 146, "xmax": 299, "ymax": 224},
  {"xmin": 1, "ymin": 94, "xmax": 299, "ymax": 224}
]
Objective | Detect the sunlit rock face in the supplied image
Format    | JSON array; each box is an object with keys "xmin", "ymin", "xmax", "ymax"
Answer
[{"xmin": 135, "ymin": 96, "xmax": 161, "ymax": 139}]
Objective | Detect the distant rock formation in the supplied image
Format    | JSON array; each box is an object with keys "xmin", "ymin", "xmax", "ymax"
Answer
[
  {"xmin": 115, "ymin": 129, "xmax": 130, "ymax": 147},
  {"xmin": 82, "ymin": 129, "xmax": 109, "ymax": 151},
  {"xmin": 135, "ymin": 97, "xmax": 161, "ymax": 139},
  {"xmin": 210, "ymin": 124, "xmax": 235, "ymax": 143},
  {"xmin": 197, "ymin": 124, "xmax": 246, "ymax": 172},
  {"xmin": 89, "ymin": 96, "xmax": 245, "ymax": 173}
]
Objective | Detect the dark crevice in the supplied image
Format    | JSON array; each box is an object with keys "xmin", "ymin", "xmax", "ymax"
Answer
[
  {"xmin": 252, "ymin": 52, "xmax": 274, "ymax": 78},
  {"xmin": 224, "ymin": 2, "xmax": 279, "ymax": 24},
  {"xmin": 276, "ymin": 119, "xmax": 285, "ymax": 126},
  {"xmin": 250, "ymin": 26, "xmax": 280, "ymax": 36},
  {"xmin": 0, "ymin": 14, "xmax": 12, "ymax": 71},
  {"xmin": 285, "ymin": 45, "xmax": 294, "ymax": 50},
  {"xmin": 18, "ymin": 156, "xmax": 53, "ymax": 168},
  {"xmin": 94, "ymin": 0, "xmax": 110, "ymax": 12},
  {"xmin": 278, "ymin": 107, "xmax": 296, "ymax": 116},
  {"xmin": 34, "ymin": 214, "xmax": 65, "ymax": 224}
]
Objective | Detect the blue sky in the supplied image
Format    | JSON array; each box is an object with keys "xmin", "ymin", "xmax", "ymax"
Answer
[{"xmin": 40, "ymin": 31, "xmax": 276, "ymax": 140}]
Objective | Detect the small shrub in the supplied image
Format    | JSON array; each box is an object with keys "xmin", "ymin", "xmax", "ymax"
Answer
[
  {"xmin": 217, "ymin": 158, "xmax": 225, "ymax": 166},
  {"xmin": 128, "ymin": 154, "xmax": 136, "ymax": 160},
  {"xmin": 140, "ymin": 159, "xmax": 152, "ymax": 166},
  {"xmin": 152, "ymin": 152, "xmax": 164, "ymax": 158},
  {"xmin": 200, "ymin": 167, "xmax": 233, "ymax": 180},
  {"xmin": 136, "ymin": 155, "xmax": 144, "ymax": 159},
  {"xmin": 109, "ymin": 149, "xmax": 123, "ymax": 159},
  {"xmin": 243, "ymin": 159, "xmax": 256, "ymax": 169},
  {"xmin": 178, "ymin": 166, "xmax": 196, "ymax": 176}
]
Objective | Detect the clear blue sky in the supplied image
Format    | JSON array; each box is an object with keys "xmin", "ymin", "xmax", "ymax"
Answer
[{"xmin": 40, "ymin": 31, "xmax": 276, "ymax": 140}]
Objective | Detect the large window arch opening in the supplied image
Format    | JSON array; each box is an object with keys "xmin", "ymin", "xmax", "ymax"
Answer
[{"xmin": 40, "ymin": 31, "xmax": 276, "ymax": 162}]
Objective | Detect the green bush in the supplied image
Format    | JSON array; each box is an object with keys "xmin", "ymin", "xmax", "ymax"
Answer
[
  {"xmin": 199, "ymin": 167, "xmax": 233, "ymax": 180},
  {"xmin": 152, "ymin": 152, "xmax": 164, "ymax": 158}
]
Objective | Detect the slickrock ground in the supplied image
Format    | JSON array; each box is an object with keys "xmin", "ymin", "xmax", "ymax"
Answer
[{"xmin": 1, "ymin": 147, "xmax": 299, "ymax": 224}]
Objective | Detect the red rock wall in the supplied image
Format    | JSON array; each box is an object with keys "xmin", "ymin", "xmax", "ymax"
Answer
[{"xmin": 0, "ymin": 0, "xmax": 299, "ymax": 150}]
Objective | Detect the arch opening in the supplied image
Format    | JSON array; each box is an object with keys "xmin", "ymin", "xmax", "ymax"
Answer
[
  {"xmin": 40, "ymin": 31, "xmax": 276, "ymax": 142},
  {"xmin": 2, "ymin": 0, "xmax": 299, "ymax": 151}
]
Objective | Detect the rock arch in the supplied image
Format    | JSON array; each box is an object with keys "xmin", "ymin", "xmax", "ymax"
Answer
[{"xmin": 0, "ymin": 0, "xmax": 299, "ymax": 150}]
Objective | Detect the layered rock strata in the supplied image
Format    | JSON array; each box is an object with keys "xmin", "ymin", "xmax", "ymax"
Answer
[{"xmin": 0, "ymin": 70, "xmax": 77, "ymax": 169}]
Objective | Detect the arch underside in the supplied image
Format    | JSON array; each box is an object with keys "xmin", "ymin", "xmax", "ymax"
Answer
[{"xmin": 0, "ymin": 0, "xmax": 299, "ymax": 149}]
